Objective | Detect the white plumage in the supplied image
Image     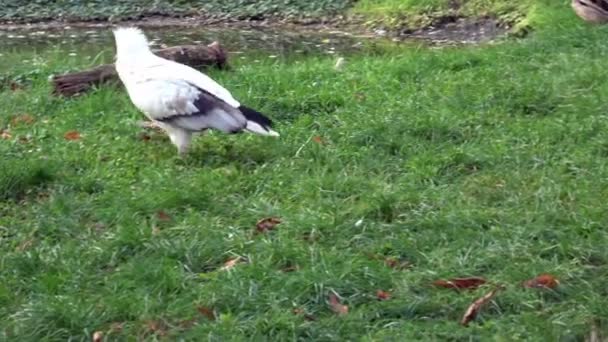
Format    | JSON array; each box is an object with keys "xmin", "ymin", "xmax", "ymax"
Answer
[{"xmin": 112, "ymin": 27, "xmax": 279, "ymax": 155}]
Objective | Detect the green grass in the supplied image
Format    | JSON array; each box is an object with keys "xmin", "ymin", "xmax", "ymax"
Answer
[
  {"xmin": 352, "ymin": 0, "xmax": 547, "ymax": 29},
  {"xmin": 2, "ymin": 2, "xmax": 608, "ymax": 340}
]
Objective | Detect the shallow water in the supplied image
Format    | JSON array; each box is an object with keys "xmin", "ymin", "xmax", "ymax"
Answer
[{"xmin": 0, "ymin": 25, "xmax": 382, "ymax": 61}]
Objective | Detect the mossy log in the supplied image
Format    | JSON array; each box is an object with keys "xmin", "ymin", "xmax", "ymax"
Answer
[{"xmin": 51, "ymin": 41, "xmax": 228, "ymax": 97}]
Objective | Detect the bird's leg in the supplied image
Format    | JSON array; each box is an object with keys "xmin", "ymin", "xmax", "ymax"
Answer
[
  {"xmin": 154, "ymin": 122, "xmax": 192, "ymax": 156},
  {"xmin": 168, "ymin": 130, "xmax": 192, "ymax": 157}
]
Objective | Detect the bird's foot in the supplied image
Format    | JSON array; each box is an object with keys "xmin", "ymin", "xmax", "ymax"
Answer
[{"xmin": 137, "ymin": 120, "xmax": 163, "ymax": 131}]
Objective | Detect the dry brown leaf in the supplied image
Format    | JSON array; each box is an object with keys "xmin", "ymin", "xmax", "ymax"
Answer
[
  {"xmin": 1, "ymin": 129, "xmax": 12, "ymax": 140},
  {"xmin": 64, "ymin": 130, "xmax": 81, "ymax": 141},
  {"xmin": 92, "ymin": 331, "xmax": 103, "ymax": 342},
  {"xmin": 460, "ymin": 286, "xmax": 504, "ymax": 326},
  {"xmin": 11, "ymin": 114, "xmax": 35, "ymax": 126},
  {"xmin": 256, "ymin": 217, "xmax": 281, "ymax": 233},
  {"xmin": 433, "ymin": 277, "xmax": 487, "ymax": 290},
  {"xmin": 196, "ymin": 306, "xmax": 216, "ymax": 321},
  {"xmin": 139, "ymin": 132, "xmax": 152, "ymax": 141},
  {"xmin": 523, "ymin": 274, "xmax": 559, "ymax": 289},
  {"xmin": 145, "ymin": 320, "xmax": 168, "ymax": 336},
  {"xmin": 384, "ymin": 257, "xmax": 411, "ymax": 270},
  {"xmin": 312, "ymin": 136, "xmax": 324, "ymax": 144},
  {"xmin": 156, "ymin": 210, "xmax": 171, "ymax": 222},
  {"xmin": 376, "ymin": 290, "xmax": 391, "ymax": 301},
  {"xmin": 220, "ymin": 256, "xmax": 241, "ymax": 271},
  {"xmin": 328, "ymin": 291, "xmax": 349, "ymax": 316},
  {"xmin": 9, "ymin": 81, "xmax": 22, "ymax": 91}
]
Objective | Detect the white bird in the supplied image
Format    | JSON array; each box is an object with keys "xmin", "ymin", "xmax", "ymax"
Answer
[
  {"xmin": 572, "ymin": 0, "xmax": 608, "ymax": 24},
  {"xmin": 112, "ymin": 27, "xmax": 279, "ymax": 156}
]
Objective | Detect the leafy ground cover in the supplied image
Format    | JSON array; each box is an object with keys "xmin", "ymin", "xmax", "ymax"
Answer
[
  {"xmin": 2, "ymin": 0, "xmax": 353, "ymax": 22},
  {"xmin": 2, "ymin": 0, "xmax": 608, "ymax": 340},
  {"xmin": 4, "ymin": 0, "xmax": 535, "ymax": 31}
]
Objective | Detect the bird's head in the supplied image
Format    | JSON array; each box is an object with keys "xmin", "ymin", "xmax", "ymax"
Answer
[{"xmin": 112, "ymin": 26, "xmax": 151, "ymax": 58}]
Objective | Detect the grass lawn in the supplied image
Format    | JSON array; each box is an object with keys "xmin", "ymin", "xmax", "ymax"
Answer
[{"xmin": 2, "ymin": 1, "xmax": 608, "ymax": 340}]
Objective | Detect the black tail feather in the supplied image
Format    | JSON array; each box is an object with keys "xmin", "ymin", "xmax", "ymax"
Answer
[{"xmin": 238, "ymin": 105, "xmax": 273, "ymax": 129}]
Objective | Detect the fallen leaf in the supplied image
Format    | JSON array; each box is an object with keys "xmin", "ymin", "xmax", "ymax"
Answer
[
  {"xmin": 328, "ymin": 291, "xmax": 349, "ymax": 316},
  {"xmin": 312, "ymin": 136, "xmax": 324, "ymax": 144},
  {"xmin": 376, "ymin": 290, "xmax": 391, "ymax": 301},
  {"xmin": 0, "ymin": 129, "xmax": 12, "ymax": 140},
  {"xmin": 9, "ymin": 81, "xmax": 22, "ymax": 91},
  {"xmin": 433, "ymin": 277, "xmax": 487, "ymax": 290},
  {"xmin": 11, "ymin": 114, "xmax": 35, "ymax": 125},
  {"xmin": 220, "ymin": 256, "xmax": 241, "ymax": 271},
  {"xmin": 196, "ymin": 306, "xmax": 216, "ymax": 321},
  {"xmin": 384, "ymin": 257, "xmax": 411, "ymax": 270},
  {"xmin": 523, "ymin": 274, "xmax": 559, "ymax": 289},
  {"xmin": 460, "ymin": 286, "xmax": 504, "ymax": 326},
  {"xmin": 139, "ymin": 132, "xmax": 152, "ymax": 141},
  {"xmin": 145, "ymin": 320, "xmax": 168, "ymax": 336},
  {"xmin": 64, "ymin": 130, "xmax": 81, "ymax": 141},
  {"xmin": 92, "ymin": 331, "xmax": 103, "ymax": 342},
  {"xmin": 156, "ymin": 210, "xmax": 171, "ymax": 222},
  {"xmin": 256, "ymin": 217, "xmax": 281, "ymax": 233}
]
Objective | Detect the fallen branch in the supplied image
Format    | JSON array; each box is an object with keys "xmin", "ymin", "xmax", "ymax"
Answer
[{"xmin": 51, "ymin": 41, "xmax": 228, "ymax": 97}]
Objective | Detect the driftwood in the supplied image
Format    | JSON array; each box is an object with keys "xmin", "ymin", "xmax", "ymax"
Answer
[{"xmin": 52, "ymin": 41, "xmax": 228, "ymax": 97}]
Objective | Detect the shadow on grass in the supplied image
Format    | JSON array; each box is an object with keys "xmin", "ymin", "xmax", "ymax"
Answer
[{"xmin": 0, "ymin": 160, "xmax": 56, "ymax": 201}]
